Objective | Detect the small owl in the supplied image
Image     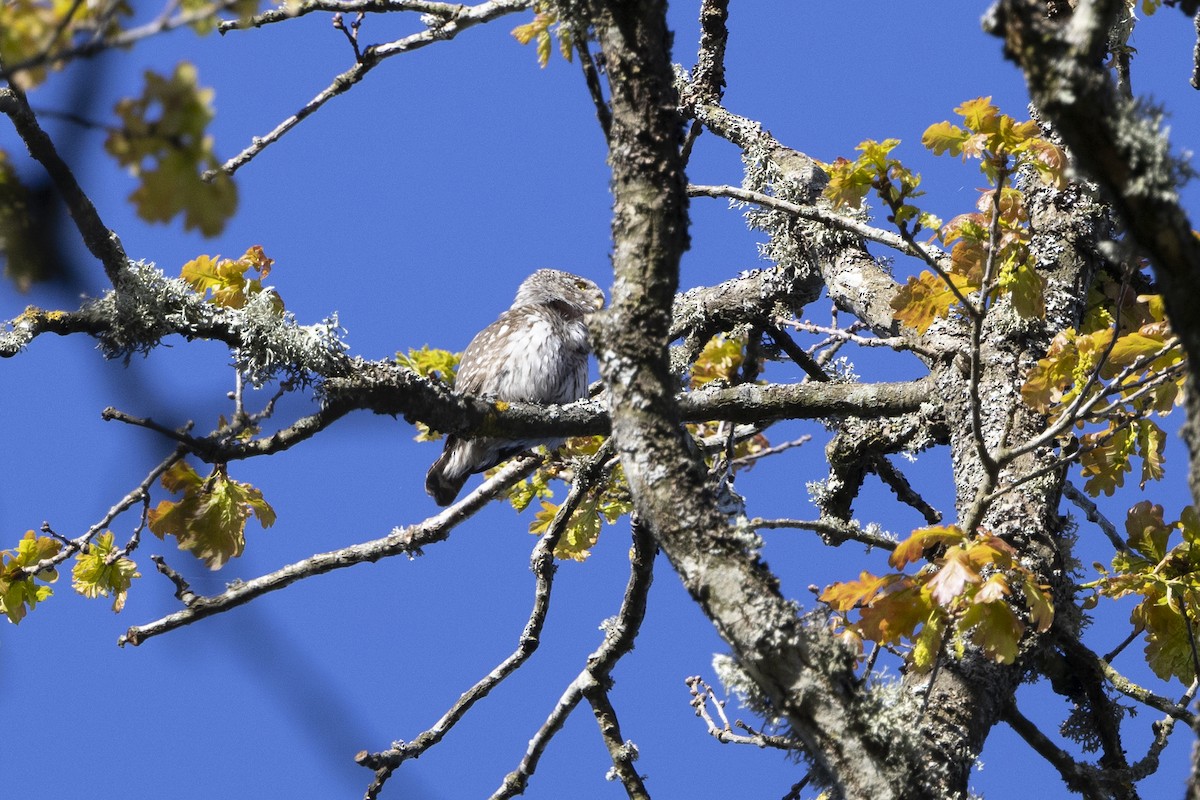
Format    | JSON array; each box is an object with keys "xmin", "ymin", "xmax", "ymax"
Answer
[{"xmin": 425, "ymin": 269, "xmax": 606, "ymax": 506}]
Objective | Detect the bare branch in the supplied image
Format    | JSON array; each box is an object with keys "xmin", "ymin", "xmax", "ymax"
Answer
[
  {"xmin": 208, "ymin": 0, "xmax": 533, "ymax": 179},
  {"xmin": 490, "ymin": 518, "xmax": 656, "ymax": 799},
  {"xmin": 0, "ymin": 85, "xmax": 127, "ymax": 284},
  {"xmin": 1062, "ymin": 480, "xmax": 1129, "ymax": 553},
  {"xmin": 750, "ymin": 517, "xmax": 897, "ymax": 551},
  {"xmin": 12, "ymin": 446, "xmax": 187, "ymax": 580},
  {"xmin": 585, "ymin": 688, "xmax": 650, "ymax": 800},
  {"xmin": 357, "ymin": 441, "xmax": 616, "ymax": 799},
  {"xmin": 687, "ymin": 676, "xmax": 805, "ymax": 751},
  {"xmin": 1002, "ymin": 701, "xmax": 1115, "ymax": 798},
  {"xmin": 119, "ymin": 455, "xmax": 541, "ymax": 647}
]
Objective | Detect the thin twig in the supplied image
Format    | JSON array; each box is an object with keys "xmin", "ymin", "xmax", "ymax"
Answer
[
  {"xmin": 151, "ymin": 555, "xmax": 198, "ymax": 607},
  {"xmin": 1093, "ymin": 652, "xmax": 1196, "ymax": 725},
  {"xmin": 686, "ymin": 676, "xmax": 803, "ymax": 751},
  {"xmin": 358, "ymin": 441, "xmax": 616, "ymax": 799},
  {"xmin": 1104, "ymin": 626, "xmax": 1142, "ymax": 664},
  {"xmin": 208, "ymin": 0, "xmax": 532, "ymax": 180},
  {"xmin": 777, "ymin": 317, "xmax": 931, "ymax": 356},
  {"xmin": 489, "ymin": 518, "xmax": 656, "ymax": 799},
  {"xmin": 730, "ymin": 434, "xmax": 810, "ymax": 468},
  {"xmin": 1062, "ymin": 480, "xmax": 1129, "ymax": 553},
  {"xmin": 572, "ymin": 30, "xmax": 611, "ymax": 140},
  {"xmin": 1128, "ymin": 679, "xmax": 1198, "ymax": 780},
  {"xmin": 687, "ymin": 183, "xmax": 954, "ymax": 276},
  {"xmin": 13, "ymin": 446, "xmax": 187, "ymax": 579},
  {"xmin": 749, "ymin": 517, "xmax": 897, "ymax": 551}
]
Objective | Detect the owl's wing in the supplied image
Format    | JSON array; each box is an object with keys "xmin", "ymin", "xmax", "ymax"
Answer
[{"xmin": 454, "ymin": 305, "xmax": 578, "ymax": 401}]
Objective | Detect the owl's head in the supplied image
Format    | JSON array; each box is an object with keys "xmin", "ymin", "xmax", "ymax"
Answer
[{"xmin": 513, "ymin": 269, "xmax": 606, "ymax": 314}]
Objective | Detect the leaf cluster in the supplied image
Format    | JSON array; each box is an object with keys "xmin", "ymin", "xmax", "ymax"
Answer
[
  {"xmin": 826, "ymin": 98, "xmax": 1064, "ymax": 334},
  {"xmin": 0, "ymin": 530, "xmax": 60, "ymax": 623},
  {"xmin": 147, "ymin": 460, "xmax": 276, "ymax": 570},
  {"xmin": 821, "ymin": 525, "xmax": 1054, "ymax": 669},
  {"xmin": 0, "ymin": 0, "xmax": 130, "ymax": 89},
  {"xmin": 1022, "ymin": 283, "xmax": 1182, "ymax": 496},
  {"xmin": 508, "ymin": 435, "xmax": 632, "ymax": 561},
  {"xmin": 71, "ymin": 531, "xmax": 140, "ymax": 613},
  {"xmin": 104, "ymin": 62, "xmax": 237, "ymax": 236},
  {"xmin": 1088, "ymin": 502, "xmax": 1200, "ymax": 683},
  {"xmin": 181, "ymin": 245, "xmax": 284, "ymax": 312},
  {"xmin": 511, "ymin": 4, "xmax": 574, "ymax": 68}
]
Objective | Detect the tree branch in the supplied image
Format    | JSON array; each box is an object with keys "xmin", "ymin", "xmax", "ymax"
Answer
[
  {"xmin": 119, "ymin": 455, "xmax": 541, "ymax": 646},
  {"xmin": 208, "ymin": 0, "xmax": 533, "ymax": 179},
  {"xmin": 584, "ymin": 3, "xmax": 920, "ymax": 797},
  {"xmin": 490, "ymin": 518, "xmax": 656, "ymax": 799},
  {"xmin": 357, "ymin": 441, "xmax": 615, "ymax": 799},
  {"xmin": 0, "ymin": 85, "xmax": 127, "ymax": 284},
  {"xmin": 1003, "ymin": 700, "xmax": 1116, "ymax": 798},
  {"xmin": 217, "ymin": 0, "xmax": 482, "ymax": 32},
  {"xmin": 988, "ymin": 0, "xmax": 1200, "ymax": 511}
]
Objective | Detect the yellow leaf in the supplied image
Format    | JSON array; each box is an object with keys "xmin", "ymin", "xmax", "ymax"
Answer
[
  {"xmin": 820, "ymin": 571, "xmax": 903, "ymax": 610},
  {"xmin": 889, "ymin": 525, "xmax": 966, "ymax": 569},
  {"xmin": 921, "ymin": 121, "xmax": 969, "ymax": 157},
  {"xmin": 149, "ymin": 461, "xmax": 275, "ymax": 570},
  {"xmin": 890, "ymin": 271, "xmax": 970, "ymax": 334},
  {"xmin": 71, "ymin": 532, "xmax": 140, "ymax": 613},
  {"xmin": 960, "ymin": 598, "xmax": 1022, "ymax": 664},
  {"xmin": 954, "ymin": 97, "xmax": 999, "ymax": 134}
]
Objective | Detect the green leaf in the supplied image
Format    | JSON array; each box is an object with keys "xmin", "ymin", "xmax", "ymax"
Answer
[
  {"xmin": 554, "ymin": 496, "xmax": 602, "ymax": 561},
  {"xmin": 71, "ymin": 532, "xmax": 140, "ymax": 612},
  {"xmin": 1136, "ymin": 419, "xmax": 1166, "ymax": 488},
  {"xmin": 999, "ymin": 259, "xmax": 1045, "ymax": 319},
  {"xmin": 148, "ymin": 461, "xmax": 275, "ymax": 570},
  {"xmin": 106, "ymin": 62, "xmax": 238, "ymax": 236},
  {"xmin": 0, "ymin": 530, "xmax": 61, "ymax": 624},
  {"xmin": 960, "ymin": 597, "xmax": 1022, "ymax": 664}
]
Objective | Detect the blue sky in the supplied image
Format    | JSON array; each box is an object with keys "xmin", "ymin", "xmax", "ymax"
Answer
[{"xmin": 4, "ymin": 2, "xmax": 1200, "ymax": 798}]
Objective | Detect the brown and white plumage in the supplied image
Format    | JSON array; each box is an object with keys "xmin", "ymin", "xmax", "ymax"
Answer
[{"xmin": 425, "ymin": 269, "xmax": 605, "ymax": 506}]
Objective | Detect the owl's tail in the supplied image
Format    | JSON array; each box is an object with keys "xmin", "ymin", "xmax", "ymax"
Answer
[{"xmin": 426, "ymin": 445, "xmax": 469, "ymax": 507}]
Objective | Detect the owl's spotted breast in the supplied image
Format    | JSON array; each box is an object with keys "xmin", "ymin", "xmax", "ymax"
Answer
[{"xmin": 425, "ymin": 270, "xmax": 604, "ymax": 506}]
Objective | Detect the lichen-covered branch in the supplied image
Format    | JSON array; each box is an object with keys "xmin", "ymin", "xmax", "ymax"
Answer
[{"xmin": 582, "ymin": 2, "xmax": 921, "ymax": 797}]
